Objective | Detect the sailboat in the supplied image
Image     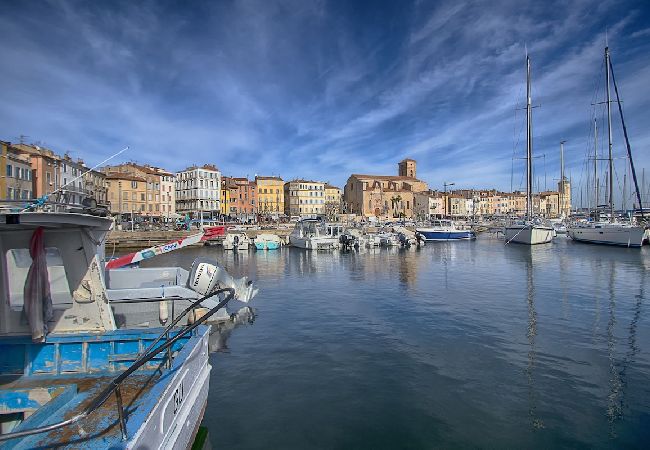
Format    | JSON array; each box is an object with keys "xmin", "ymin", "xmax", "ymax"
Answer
[
  {"xmin": 567, "ymin": 46, "xmax": 645, "ymax": 248},
  {"xmin": 504, "ymin": 55, "xmax": 554, "ymax": 245}
]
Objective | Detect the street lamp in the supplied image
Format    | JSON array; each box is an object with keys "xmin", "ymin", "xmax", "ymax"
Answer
[{"xmin": 443, "ymin": 182, "xmax": 454, "ymax": 218}]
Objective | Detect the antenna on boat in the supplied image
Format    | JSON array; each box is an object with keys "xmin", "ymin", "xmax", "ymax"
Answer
[{"xmin": 21, "ymin": 145, "xmax": 131, "ymax": 212}]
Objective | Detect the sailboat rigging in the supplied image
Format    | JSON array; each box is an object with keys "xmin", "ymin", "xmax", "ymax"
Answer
[
  {"xmin": 504, "ymin": 54, "xmax": 554, "ymax": 245},
  {"xmin": 567, "ymin": 46, "xmax": 646, "ymax": 248}
]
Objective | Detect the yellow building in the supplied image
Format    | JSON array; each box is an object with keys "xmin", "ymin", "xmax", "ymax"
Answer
[
  {"xmin": 255, "ymin": 176, "xmax": 285, "ymax": 218},
  {"xmin": 105, "ymin": 172, "xmax": 147, "ymax": 218}
]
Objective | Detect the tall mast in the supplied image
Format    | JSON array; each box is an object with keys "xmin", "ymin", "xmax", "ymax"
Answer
[
  {"xmin": 526, "ymin": 55, "xmax": 533, "ymax": 220},
  {"xmin": 594, "ymin": 119, "xmax": 598, "ymax": 212},
  {"xmin": 560, "ymin": 141, "xmax": 566, "ymax": 215},
  {"xmin": 605, "ymin": 47, "xmax": 614, "ymax": 220}
]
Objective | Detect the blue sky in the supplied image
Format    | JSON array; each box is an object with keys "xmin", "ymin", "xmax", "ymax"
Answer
[{"xmin": 1, "ymin": 0, "xmax": 649, "ymax": 203}]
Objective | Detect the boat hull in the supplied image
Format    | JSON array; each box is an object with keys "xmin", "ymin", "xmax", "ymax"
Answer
[
  {"xmin": 567, "ymin": 225, "xmax": 645, "ymax": 248},
  {"xmin": 416, "ymin": 229, "xmax": 476, "ymax": 241},
  {"xmin": 504, "ymin": 225, "xmax": 554, "ymax": 245},
  {"xmin": 289, "ymin": 236, "xmax": 338, "ymax": 250}
]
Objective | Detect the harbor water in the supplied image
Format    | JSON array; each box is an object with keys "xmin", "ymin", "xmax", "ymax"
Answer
[{"xmin": 139, "ymin": 235, "xmax": 650, "ymax": 449}]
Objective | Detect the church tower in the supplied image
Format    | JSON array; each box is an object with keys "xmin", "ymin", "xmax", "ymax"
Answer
[{"xmin": 398, "ymin": 159, "xmax": 416, "ymax": 178}]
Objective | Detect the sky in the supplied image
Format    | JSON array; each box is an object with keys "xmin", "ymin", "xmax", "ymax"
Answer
[{"xmin": 1, "ymin": 0, "xmax": 649, "ymax": 204}]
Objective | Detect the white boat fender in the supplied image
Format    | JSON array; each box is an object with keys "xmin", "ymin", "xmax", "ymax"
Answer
[{"xmin": 159, "ymin": 285, "xmax": 168, "ymax": 324}]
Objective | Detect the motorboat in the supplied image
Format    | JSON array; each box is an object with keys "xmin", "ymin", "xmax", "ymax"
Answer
[
  {"xmin": 378, "ymin": 232, "xmax": 400, "ymax": 247},
  {"xmin": 254, "ymin": 233, "xmax": 282, "ymax": 250},
  {"xmin": 289, "ymin": 219, "xmax": 340, "ymax": 250},
  {"xmin": 0, "ymin": 210, "xmax": 251, "ymax": 448},
  {"xmin": 416, "ymin": 220, "xmax": 476, "ymax": 241},
  {"xmin": 222, "ymin": 231, "xmax": 251, "ymax": 251},
  {"xmin": 393, "ymin": 226, "xmax": 421, "ymax": 248}
]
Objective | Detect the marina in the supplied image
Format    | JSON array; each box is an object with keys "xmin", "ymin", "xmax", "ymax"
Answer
[{"xmin": 1, "ymin": 1, "xmax": 650, "ymax": 448}]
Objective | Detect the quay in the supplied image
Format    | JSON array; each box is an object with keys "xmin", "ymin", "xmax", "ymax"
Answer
[{"xmin": 106, "ymin": 227, "xmax": 293, "ymax": 249}]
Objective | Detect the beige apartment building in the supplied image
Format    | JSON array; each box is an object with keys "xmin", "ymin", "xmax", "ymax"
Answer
[
  {"xmin": 103, "ymin": 163, "xmax": 176, "ymax": 219},
  {"xmin": 343, "ymin": 159, "xmax": 428, "ymax": 218},
  {"xmin": 284, "ymin": 179, "xmax": 326, "ymax": 217},
  {"xmin": 414, "ymin": 191, "xmax": 446, "ymax": 219},
  {"xmin": 105, "ymin": 172, "xmax": 147, "ymax": 217},
  {"xmin": 256, "ymin": 176, "xmax": 284, "ymax": 218}
]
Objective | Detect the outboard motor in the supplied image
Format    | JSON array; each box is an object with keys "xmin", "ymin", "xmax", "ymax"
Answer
[{"xmin": 188, "ymin": 257, "xmax": 259, "ymax": 302}]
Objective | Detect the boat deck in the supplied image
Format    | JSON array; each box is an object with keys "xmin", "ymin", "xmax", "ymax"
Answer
[{"xmin": 0, "ymin": 372, "xmax": 160, "ymax": 449}]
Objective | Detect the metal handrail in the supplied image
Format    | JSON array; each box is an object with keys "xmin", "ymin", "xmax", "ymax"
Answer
[{"xmin": 0, "ymin": 287, "xmax": 235, "ymax": 443}]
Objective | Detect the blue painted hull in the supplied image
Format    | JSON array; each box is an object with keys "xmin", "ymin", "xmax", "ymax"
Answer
[
  {"xmin": 255, "ymin": 241, "xmax": 280, "ymax": 250},
  {"xmin": 417, "ymin": 229, "xmax": 476, "ymax": 241}
]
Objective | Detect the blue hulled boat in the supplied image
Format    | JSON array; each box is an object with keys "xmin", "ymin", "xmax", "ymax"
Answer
[
  {"xmin": 416, "ymin": 220, "xmax": 476, "ymax": 241},
  {"xmin": 0, "ymin": 210, "xmax": 240, "ymax": 448}
]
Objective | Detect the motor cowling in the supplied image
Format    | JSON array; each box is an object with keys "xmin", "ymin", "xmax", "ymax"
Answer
[
  {"xmin": 188, "ymin": 258, "xmax": 221, "ymax": 296},
  {"xmin": 187, "ymin": 257, "xmax": 259, "ymax": 302}
]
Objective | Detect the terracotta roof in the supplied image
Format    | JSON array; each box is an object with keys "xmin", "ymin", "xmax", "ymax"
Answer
[
  {"xmin": 105, "ymin": 172, "xmax": 146, "ymax": 182},
  {"xmin": 350, "ymin": 174, "xmax": 420, "ymax": 181},
  {"xmin": 324, "ymin": 184, "xmax": 340, "ymax": 190},
  {"xmin": 255, "ymin": 176, "xmax": 284, "ymax": 181}
]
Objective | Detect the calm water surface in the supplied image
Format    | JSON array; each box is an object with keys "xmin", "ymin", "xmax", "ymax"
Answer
[{"xmin": 141, "ymin": 234, "xmax": 650, "ymax": 449}]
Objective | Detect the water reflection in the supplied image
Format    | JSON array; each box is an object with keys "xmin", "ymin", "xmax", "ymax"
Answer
[{"xmin": 524, "ymin": 249, "xmax": 544, "ymax": 430}]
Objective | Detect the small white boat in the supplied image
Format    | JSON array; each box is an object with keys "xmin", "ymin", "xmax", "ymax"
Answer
[
  {"xmin": 254, "ymin": 233, "xmax": 282, "ymax": 250},
  {"xmin": 378, "ymin": 232, "xmax": 400, "ymax": 247},
  {"xmin": 289, "ymin": 219, "xmax": 340, "ymax": 250},
  {"xmin": 222, "ymin": 232, "xmax": 251, "ymax": 251}
]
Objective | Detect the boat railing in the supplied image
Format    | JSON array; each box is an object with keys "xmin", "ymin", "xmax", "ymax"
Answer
[{"xmin": 0, "ymin": 287, "xmax": 236, "ymax": 444}]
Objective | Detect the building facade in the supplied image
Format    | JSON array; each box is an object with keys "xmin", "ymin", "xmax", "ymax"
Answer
[
  {"xmin": 2, "ymin": 143, "xmax": 33, "ymax": 201},
  {"xmin": 58, "ymin": 155, "xmax": 88, "ymax": 205},
  {"xmin": 284, "ymin": 180, "xmax": 326, "ymax": 217},
  {"xmin": 105, "ymin": 172, "xmax": 147, "ymax": 217},
  {"xmin": 343, "ymin": 160, "xmax": 428, "ymax": 218},
  {"xmin": 228, "ymin": 177, "xmax": 257, "ymax": 222},
  {"xmin": 175, "ymin": 165, "xmax": 221, "ymax": 217},
  {"xmin": 255, "ymin": 176, "xmax": 284, "ymax": 219},
  {"xmin": 414, "ymin": 191, "xmax": 446, "ymax": 220},
  {"xmin": 13, "ymin": 144, "xmax": 59, "ymax": 199}
]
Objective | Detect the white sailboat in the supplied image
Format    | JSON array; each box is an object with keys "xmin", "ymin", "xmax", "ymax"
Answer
[
  {"xmin": 504, "ymin": 54, "xmax": 554, "ymax": 245},
  {"xmin": 567, "ymin": 46, "xmax": 646, "ymax": 248}
]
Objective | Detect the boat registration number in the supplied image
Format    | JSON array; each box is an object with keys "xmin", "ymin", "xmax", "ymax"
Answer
[{"xmin": 173, "ymin": 381, "xmax": 184, "ymax": 415}]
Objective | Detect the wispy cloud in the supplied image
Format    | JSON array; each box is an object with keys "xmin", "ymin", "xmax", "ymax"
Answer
[{"xmin": 0, "ymin": 0, "xmax": 648, "ymax": 196}]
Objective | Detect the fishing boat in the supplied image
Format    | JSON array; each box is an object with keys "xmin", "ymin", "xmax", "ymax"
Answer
[
  {"xmin": 566, "ymin": 46, "xmax": 646, "ymax": 248},
  {"xmin": 504, "ymin": 54, "xmax": 554, "ymax": 245},
  {"xmin": 289, "ymin": 219, "xmax": 339, "ymax": 250},
  {"xmin": 416, "ymin": 220, "xmax": 476, "ymax": 241},
  {"xmin": 0, "ymin": 210, "xmax": 242, "ymax": 448}
]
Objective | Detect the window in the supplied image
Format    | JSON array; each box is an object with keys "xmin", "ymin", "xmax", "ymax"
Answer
[
  {"xmin": 140, "ymin": 193, "xmax": 145, "ymax": 201},
  {"xmin": 46, "ymin": 172, "xmax": 51, "ymax": 184},
  {"xmin": 131, "ymin": 181, "xmax": 137, "ymax": 189},
  {"xmin": 132, "ymin": 193, "xmax": 137, "ymax": 200}
]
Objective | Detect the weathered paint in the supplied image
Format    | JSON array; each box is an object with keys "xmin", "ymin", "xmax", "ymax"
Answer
[{"xmin": 0, "ymin": 326, "xmax": 208, "ymax": 449}]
